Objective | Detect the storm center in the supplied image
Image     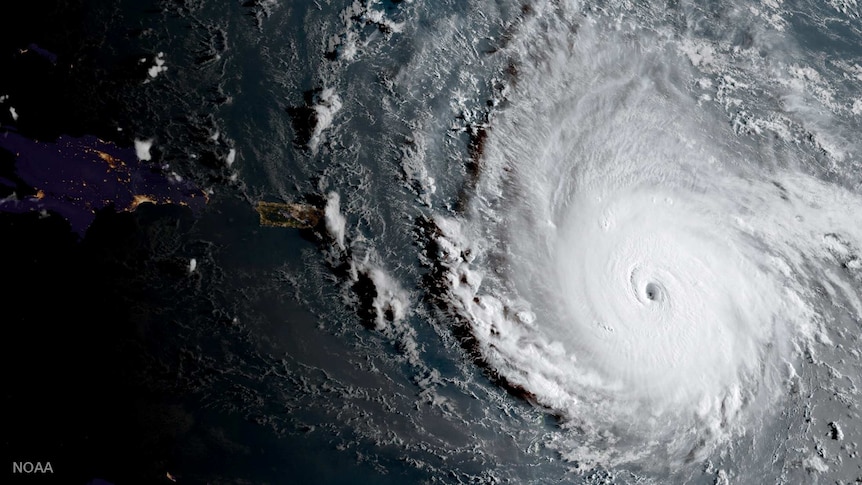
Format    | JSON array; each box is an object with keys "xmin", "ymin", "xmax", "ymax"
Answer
[{"xmin": 644, "ymin": 282, "xmax": 661, "ymax": 302}]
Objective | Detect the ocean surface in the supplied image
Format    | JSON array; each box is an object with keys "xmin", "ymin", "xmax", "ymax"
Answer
[{"xmin": 3, "ymin": 0, "xmax": 862, "ymax": 484}]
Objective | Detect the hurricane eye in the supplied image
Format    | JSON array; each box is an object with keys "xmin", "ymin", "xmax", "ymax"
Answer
[{"xmin": 645, "ymin": 282, "xmax": 659, "ymax": 301}]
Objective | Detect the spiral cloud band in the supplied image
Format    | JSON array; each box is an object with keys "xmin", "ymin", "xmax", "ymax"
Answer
[{"xmin": 433, "ymin": 6, "xmax": 862, "ymax": 470}]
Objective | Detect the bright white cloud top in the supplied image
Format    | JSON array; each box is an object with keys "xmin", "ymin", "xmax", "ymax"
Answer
[{"xmin": 429, "ymin": 4, "xmax": 862, "ymax": 471}]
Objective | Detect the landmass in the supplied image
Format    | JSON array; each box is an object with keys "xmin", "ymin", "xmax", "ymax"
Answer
[
  {"xmin": 0, "ymin": 129, "xmax": 208, "ymax": 236},
  {"xmin": 255, "ymin": 201, "xmax": 321, "ymax": 229}
]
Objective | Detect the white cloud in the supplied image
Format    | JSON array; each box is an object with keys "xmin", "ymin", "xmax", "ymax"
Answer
[{"xmin": 134, "ymin": 139, "xmax": 153, "ymax": 161}]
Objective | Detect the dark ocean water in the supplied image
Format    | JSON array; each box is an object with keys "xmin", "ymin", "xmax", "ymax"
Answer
[{"xmin": 3, "ymin": 1, "xmax": 862, "ymax": 484}]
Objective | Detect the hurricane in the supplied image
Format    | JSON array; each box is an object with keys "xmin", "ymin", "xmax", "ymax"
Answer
[
  {"xmin": 304, "ymin": 0, "xmax": 862, "ymax": 480},
  {"xmin": 418, "ymin": 3, "xmax": 862, "ymax": 470}
]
